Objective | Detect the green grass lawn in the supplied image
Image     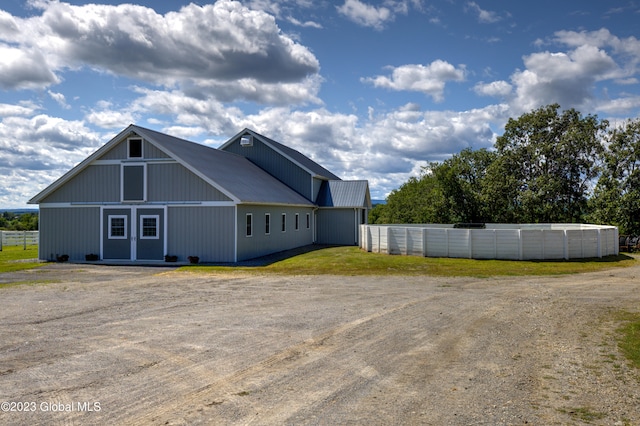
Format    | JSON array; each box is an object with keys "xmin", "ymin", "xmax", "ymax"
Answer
[
  {"xmin": 616, "ymin": 311, "xmax": 640, "ymax": 369},
  {"xmin": 181, "ymin": 246, "xmax": 638, "ymax": 277},
  {"xmin": 0, "ymin": 245, "xmax": 42, "ymax": 273}
]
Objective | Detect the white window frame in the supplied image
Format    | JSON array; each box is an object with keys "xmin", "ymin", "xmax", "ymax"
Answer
[
  {"xmin": 139, "ymin": 215, "xmax": 160, "ymax": 240},
  {"xmin": 108, "ymin": 215, "xmax": 128, "ymax": 240},
  {"xmin": 306, "ymin": 213, "xmax": 310, "ymax": 229},
  {"xmin": 295, "ymin": 213, "xmax": 299, "ymax": 231},
  {"xmin": 246, "ymin": 213, "xmax": 253, "ymax": 237},
  {"xmin": 265, "ymin": 213, "xmax": 270, "ymax": 235},
  {"xmin": 128, "ymin": 137, "xmax": 143, "ymax": 159},
  {"xmin": 281, "ymin": 213, "xmax": 286, "ymax": 233}
]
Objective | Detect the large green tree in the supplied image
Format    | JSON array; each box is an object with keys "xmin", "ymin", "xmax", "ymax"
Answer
[
  {"xmin": 432, "ymin": 147, "xmax": 496, "ymax": 223},
  {"xmin": 485, "ymin": 104, "xmax": 607, "ymax": 223},
  {"xmin": 378, "ymin": 169, "xmax": 449, "ymax": 224},
  {"xmin": 374, "ymin": 148, "xmax": 496, "ymax": 224},
  {"xmin": 588, "ymin": 118, "xmax": 640, "ymax": 234}
]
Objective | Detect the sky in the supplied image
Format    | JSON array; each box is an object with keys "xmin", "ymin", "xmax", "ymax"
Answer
[{"xmin": 1, "ymin": 0, "xmax": 640, "ymax": 208}]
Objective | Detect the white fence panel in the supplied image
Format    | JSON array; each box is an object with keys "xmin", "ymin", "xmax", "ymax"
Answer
[
  {"xmin": 360, "ymin": 224, "xmax": 617, "ymax": 260},
  {"xmin": 521, "ymin": 230, "xmax": 543, "ymax": 260},
  {"xmin": 582, "ymin": 230, "xmax": 600, "ymax": 258},
  {"xmin": 448, "ymin": 229, "xmax": 470, "ymax": 258},
  {"xmin": 388, "ymin": 227, "xmax": 405, "ymax": 255},
  {"xmin": 495, "ymin": 230, "xmax": 520, "ymax": 260},
  {"xmin": 425, "ymin": 228, "xmax": 448, "ymax": 257},
  {"xmin": 379, "ymin": 226, "xmax": 389, "ymax": 254},
  {"xmin": 407, "ymin": 228, "xmax": 424, "ymax": 256},
  {"xmin": 471, "ymin": 229, "xmax": 496, "ymax": 259},
  {"xmin": 1, "ymin": 231, "xmax": 39, "ymax": 249},
  {"xmin": 566, "ymin": 230, "xmax": 584, "ymax": 258},
  {"xmin": 543, "ymin": 230, "xmax": 565, "ymax": 260},
  {"xmin": 601, "ymin": 228, "xmax": 617, "ymax": 256}
]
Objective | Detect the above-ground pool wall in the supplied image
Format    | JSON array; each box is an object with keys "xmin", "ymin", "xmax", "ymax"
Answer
[{"xmin": 360, "ymin": 224, "xmax": 619, "ymax": 260}]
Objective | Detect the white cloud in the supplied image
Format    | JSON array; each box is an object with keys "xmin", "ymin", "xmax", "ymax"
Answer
[
  {"xmin": 286, "ymin": 16, "xmax": 322, "ymax": 28},
  {"xmin": 337, "ymin": 0, "xmax": 392, "ymax": 30},
  {"xmin": 0, "ymin": 102, "xmax": 39, "ymax": 117},
  {"xmin": 48, "ymin": 90, "xmax": 70, "ymax": 109},
  {"xmin": 362, "ymin": 61, "xmax": 466, "ymax": 102},
  {"xmin": 509, "ymin": 45, "xmax": 619, "ymax": 113},
  {"xmin": 86, "ymin": 109, "xmax": 136, "ymax": 129},
  {"xmin": 465, "ymin": 2, "xmax": 502, "ymax": 24},
  {"xmin": 473, "ymin": 80, "xmax": 512, "ymax": 97},
  {"xmin": 0, "ymin": 43, "xmax": 58, "ymax": 90},
  {"xmin": 0, "ymin": 112, "xmax": 106, "ymax": 207},
  {"xmin": 0, "ymin": 1, "xmax": 321, "ymax": 104}
]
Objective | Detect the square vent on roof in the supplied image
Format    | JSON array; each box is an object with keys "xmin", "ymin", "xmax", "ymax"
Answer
[{"xmin": 240, "ymin": 135, "xmax": 253, "ymax": 147}]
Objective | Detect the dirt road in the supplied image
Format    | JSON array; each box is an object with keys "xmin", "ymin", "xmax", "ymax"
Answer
[{"xmin": 1, "ymin": 261, "xmax": 639, "ymax": 425}]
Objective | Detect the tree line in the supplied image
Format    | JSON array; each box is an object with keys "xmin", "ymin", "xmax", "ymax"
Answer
[
  {"xmin": 370, "ymin": 104, "xmax": 640, "ymax": 235},
  {"xmin": 0, "ymin": 211, "xmax": 39, "ymax": 231}
]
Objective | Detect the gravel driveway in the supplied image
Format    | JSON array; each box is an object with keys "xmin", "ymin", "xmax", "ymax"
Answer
[{"xmin": 1, "ymin": 261, "xmax": 639, "ymax": 425}]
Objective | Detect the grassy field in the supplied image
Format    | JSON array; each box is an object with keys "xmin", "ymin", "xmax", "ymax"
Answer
[
  {"xmin": 617, "ymin": 311, "xmax": 640, "ymax": 369},
  {"xmin": 1, "ymin": 245, "xmax": 637, "ymax": 277},
  {"xmin": 182, "ymin": 246, "xmax": 638, "ymax": 277},
  {"xmin": 0, "ymin": 245, "xmax": 41, "ymax": 273}
]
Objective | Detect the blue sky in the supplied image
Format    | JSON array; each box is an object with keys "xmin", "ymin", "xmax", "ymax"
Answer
[{"xmin": 1, "ymin": 0, "xmax": 640, "ymax": 208}]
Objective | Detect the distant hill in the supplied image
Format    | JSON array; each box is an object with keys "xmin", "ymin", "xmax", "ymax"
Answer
[
  {"xmin": 0, "ymin": 209, "xmax": 38, "ymax": 216},
  {"xmin": 2, "ymin": 209, "xmax": 39, "ymax": 215},
  {"xmin": 372, "ymin": 199, "xmax": 386, "ymax": 206}
]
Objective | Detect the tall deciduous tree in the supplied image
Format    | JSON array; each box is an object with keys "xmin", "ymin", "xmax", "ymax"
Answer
[
  {"xmin": 433, "ymin": 148, "xmax": 496, "ymax": 223},
  {"xmin": 485, "ymin": 104, "xmax": 607, "ymax": 223},
  {"xmin": 376, "ymin": 148, "xmax": 496, "ymax": 224},
  {"xmin": 589, "ymin": 118, "xmax": 640, "ymax": 234}
]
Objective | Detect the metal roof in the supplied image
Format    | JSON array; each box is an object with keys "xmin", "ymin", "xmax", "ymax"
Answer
[
  {"xmin": 316, "ymin": 180, "xmax": 372, "ymax": 208},
  {"xmin": 134, "ymin": 126, "xmax": 314, "ymax": 205}
]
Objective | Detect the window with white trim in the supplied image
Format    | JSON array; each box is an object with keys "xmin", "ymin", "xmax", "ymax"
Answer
[
  {"xmin": 281, "ymin": 213, "xmax": 286, "ymax": 232},
  {"xmin": 295, "ymin": 213, "xmax": 299, "ymax": 231},
  {"xmin": 306, "ymin": 213, "xmax": 310, "ymax": 229},
  {"xmin": 246, "ymin": 214, "xmax": 253, "ymax": 237},
  {"xmin": 265, "ymin": 213, "xmax": 270, "ymax": 235},
  {"xmin": 109, "ymin": 215, "xmax": 127, "ymax": 239},
  {"xmin": 140, "ymin": 215, "xmax": 159, "ymax": 239}
]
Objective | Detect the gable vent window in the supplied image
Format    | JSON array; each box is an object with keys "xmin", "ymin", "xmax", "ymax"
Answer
[
  {"xmin": 240, "ymin": 135, "xmax": 253, "ymax": 147},
  {"xmin": 128, "ymin": 138, "xmax": 143, "ymax": 158}
]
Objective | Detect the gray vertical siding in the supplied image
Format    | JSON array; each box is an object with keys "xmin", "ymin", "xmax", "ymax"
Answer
[
  {"xmin": 236, "ymin": 205, "xmax": 314, "ymax": 261},
  {"xmin": 312, "ymin": 177, "xmax": 324, "ymax": 204},
  {"xmin": 166, "ymin": 206, "xmax": 236, "ymax": 263},
  {"xmin": 101, "ymin": 140, "xmax": 128, "ymax": 160},
  {"xmin": 39, "ymin": 207, "xmax": 100, "ymax": 261},
  {"xmin": 41, "ymin": 165, "xmax": 120, "ymax": 203},
  {"xmin": 147, "ymin": 163, "xmax": 232, "ymax": 202},
  {"xmin": 223, "ymin": 138, "xmax": 312, "ymax": 200},
  {"xmin": 42, "ymin": 161, "xmax": 233, "ymax": 204},
  {"xmin": 143, "ymin": 141, "xmax": 170, "ymax": 159},
  {"xmin": 316, "ymin": 208, "xmax": 359, "ymax": 245}
]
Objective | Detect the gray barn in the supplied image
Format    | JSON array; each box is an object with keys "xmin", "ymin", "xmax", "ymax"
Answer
[{"xmin": 29, "ymin": 125, "xmax": 371, "ymax": 263}]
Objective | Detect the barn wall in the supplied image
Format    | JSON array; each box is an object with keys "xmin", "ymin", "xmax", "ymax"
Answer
[
  {"xmin": 166, "ymin": 206, "xmax": 236, "ymax": 263},
  {"xmin": 316, "ymin": 208, "xmax": 359, "ymax": 245},
  {"xmin": 39, "ymin": 207, "xmax": 100, "ymax": 261},
  {"xmin": 40, "ymin": 165, "xmax": 120, "ymax": 203},
  {"xmin": 236, "ymin": 205, "xmax": 314, "ymax": 261}
]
